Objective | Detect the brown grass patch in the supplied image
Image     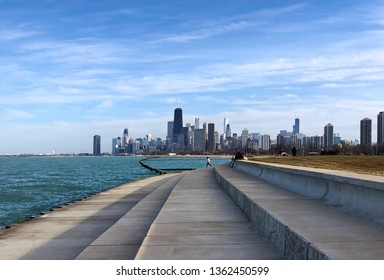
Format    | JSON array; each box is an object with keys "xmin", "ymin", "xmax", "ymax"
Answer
[{"xmin": 249, "ymin": 156, "xmax": 384, "ymax": 177}]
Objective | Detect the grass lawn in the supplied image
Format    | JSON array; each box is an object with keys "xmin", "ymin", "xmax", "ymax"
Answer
[{"xmin": 249, "ymin": 156, "xmax": 384, "ymax": 177}]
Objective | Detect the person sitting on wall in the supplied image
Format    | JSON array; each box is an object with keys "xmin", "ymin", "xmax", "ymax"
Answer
[{"xmin": 231, "ymin": 150, "xmax": 244, "ymax": 167}]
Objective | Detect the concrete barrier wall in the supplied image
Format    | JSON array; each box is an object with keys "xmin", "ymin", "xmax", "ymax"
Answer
[{"xmin": 235, "ymin": 160, "xmax": 384, "ymax": 225}]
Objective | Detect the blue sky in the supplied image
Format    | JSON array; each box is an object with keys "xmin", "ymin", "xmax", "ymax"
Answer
[{"xmin": 1, "ymin": 0, "xmax": 384, "ymax": 154}]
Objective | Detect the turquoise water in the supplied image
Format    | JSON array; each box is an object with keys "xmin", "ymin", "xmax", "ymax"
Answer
[
  {"xmin": 0, "ymin": 156, "xmax": 154, "ymax": 228},
  {"xmin": 0, "ymin": 156, "xmax": 230, "ymax": 228}
]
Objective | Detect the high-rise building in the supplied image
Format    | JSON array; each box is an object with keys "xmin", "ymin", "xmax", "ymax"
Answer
[
  {"xmin": 193, "ymin": 129, "xmax": 206, "ymax": 152},
  {"xmin": 378, "ymin": 112, "xmax": 384, "ymax": 145},
  {"xmin": 224, "ymin": 115, "xmax": 228, "ymax": 136},
  {"xmin": 93, "ymin": 135, "xmax": 101, "ymax": 155},
  {"xmin": 225, "ymin": 124, "xmax": 231, "ymax": 139},
  {"xmin": 293, "ymin": 118, "xmax": 300, "ymax": 134},
  {"xmin": 260, "ymin": 134, "xmax": 271, "ymax": 151},
  {"xmin": 112, "ymin": 138, "xmax": 118, "ymax": 155},
  {"xmin": 123, "ymin": 128, "xmax": 129, "ymax": 146},
  {"xmin": 207, "ymin": 123, "xmax": 215, "ymax": 153},
  {"xmin": 360, "ymin": 118, "xmax": 372, "ymax": 146},
  {"xmin": 195, "ymin": 118, "xmax": 200, "ymax": 129},
  {"xmin": 173, "ymin": 108, "xmax": 183, "ymax": 143},
  {"xmin": 324, "ymin": 123, "xmax": 334, "ymax": 150},
  {"xmin": 241, "ymin": 128, "xmax": 250, "ymax": 150}
]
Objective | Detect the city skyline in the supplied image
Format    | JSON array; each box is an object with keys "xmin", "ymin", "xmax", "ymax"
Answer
[
  {"xmin": 100, "ymin": 108, "xmax": 383, "ymax": 156},
  {"xmin": 1, "ymin": 1, "xmax": 384, "ymax": 154}
]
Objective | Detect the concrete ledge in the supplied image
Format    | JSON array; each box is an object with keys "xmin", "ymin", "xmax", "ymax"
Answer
[
  {"xmin": 214, "ymin": 163, "xmax": 384, "ymax": 259},
  {"xmin": 235, "ymin": 160, "xmax": 384, "ymax": 225}
]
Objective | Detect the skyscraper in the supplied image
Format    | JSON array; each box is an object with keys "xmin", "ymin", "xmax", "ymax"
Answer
[
  {"xmin": 173, "ymin": 108, "xmax": 183, "ymax": 143},
  {"xmin": 360, "ymin": 118, "xmax": 372, "ymax": 145},
  {"xmin": 123, "ymin": 128, "xmax": 129, "ymax": 146},
  {"xmin": 167, "ymin": 121, "xmax": 174, "ymax": 140},
  {"xmin": 225, "ymin": 124, "xmax": 232, "ymax": 139},
  {"xmin": 323, "ymin": 123, "xmax": 333, "ymax": 150},
  {"xmin": 93, "ymin": 135, "xmax": 101, "ymax": 155},
  {"xmin": 241, "ymin": 128, "xmax": 250, "ymax": 150},
  {"xmin": 195, "ymin": 118, "xmax": 200, "ymax": 129},
  {"xmin": 207, "ymin": 123, "xmax": 215, "ymax": 153},
  {"xmin": 112, "ymin": 138, "xmax": 117, "ymax": 155},
  {"xmin": 193, "ymin": 129, "xmax": 206, "ymax": 152},
  {"xmin": 224, "ymin": 115, "xmax": 228, "ymax": 136},
  {"xmin": 293, "ymin": 118, "xmax": 300, "ymax": 134},
  {"xmin": 378, "ymin": 112, "xmax": 384, "ymax": 145}
]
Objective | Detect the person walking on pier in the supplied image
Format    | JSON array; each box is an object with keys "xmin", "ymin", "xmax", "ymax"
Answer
[{"xmin": 206, "ymin": 157, "xmax": 212, "ymax": 167}]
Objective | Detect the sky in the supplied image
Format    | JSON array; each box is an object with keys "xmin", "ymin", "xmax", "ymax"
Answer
[{"xmin": 1, "ymin": 0, "xmax": 384, "ymax": 154}]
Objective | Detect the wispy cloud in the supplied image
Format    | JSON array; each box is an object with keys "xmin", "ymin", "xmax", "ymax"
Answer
[{"xmin": 0, "ymin": 25, "xmax": 38, "ymax": 40}]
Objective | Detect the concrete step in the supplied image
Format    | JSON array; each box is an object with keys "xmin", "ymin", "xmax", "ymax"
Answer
[
  {"xmin": 214, "ymin": 164, "xmax": 384, "ymax": 260},
  {"xmin": 0, "ymin": 174, "xmax": 180, "ymax": 260},
  {"xmin": 135, "ymin": 168, "xmax": 284, "ymax": 260},
  {"xmin": 76, "ymin": 173, "xmax": 185, "ymax": 260}
]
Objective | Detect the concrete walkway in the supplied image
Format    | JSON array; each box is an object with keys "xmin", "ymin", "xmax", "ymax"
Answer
[
  {"xmin": 2, "ymin": 162, "xmax": 383, "ymax": 260},
  {"xmin": 0, "ymin": 167, "xmax": 283, "ymax": 260},
  {"xmin": 135, "ymin": 168, "xmax": 282, "ymax": 259},
  {"xmin": 0, "ymin": 174, "xmax": 179, "ymax": 260}
]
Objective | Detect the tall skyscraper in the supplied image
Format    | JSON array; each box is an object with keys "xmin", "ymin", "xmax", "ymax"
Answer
[
  {"xmin": 167, "ymin": 121, "xmax": 174, "ymax": 140},
  {"xmin": 293, "ymin": 118, "xmax": 300, "ymax": 134},
  {"xmin": 378, "ymin": 112, "xmax": 384, "ymax": 145},
  {"xmin": 261, "ymin": 134, "xmax": 271, "ymax": 151},
  {"xmin": 123, "ymin": 128, "xmax": 129, "ymax": 146},
  {"xmin": 360, "ymin": 118, "xmax": 372, "ymax": 145},
  {"xmin": 224, "ymin": 115, "xmax": 228, "ymax": 136},
  {"xmin": 225, "ymin": 124, "xmax": 232, "ymax": 139},
  {"xmin": 173, "ymin": 108, "xmax": 183, "ymax": 143},
  {"xmin": 324, "ymin": 123, "xmax": 333, "ymax": 150},
  {"xmin": 93, "ymin": 135, "xmax": 101, "ymax": 155},
  {"xmin": 195, "ymin": 118, "xmax": 200, "ymax": 129},
  {"xmin": 112, "ymin": 138, "xmax": 117, "ymax": 155},
  {"xmin": 241, "ymin": 128, "xmax": 250, "ymax": 150},
  {"xmin": 207, "ymin": 123, "xmax": 215, "ymax": 153},
  {"xmin": 193, "ymin": 129, "xmax": 206, "ymax": 152}
]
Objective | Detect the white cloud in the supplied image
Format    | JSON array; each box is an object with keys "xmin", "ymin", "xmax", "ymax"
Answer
[{"xmin": 2, "ymin": 109, "xmax": 34, "ymax": 120}]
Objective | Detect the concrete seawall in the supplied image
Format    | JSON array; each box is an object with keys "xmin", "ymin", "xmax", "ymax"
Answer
[{"xmin": 234, "ymin": 160, "xmax": 384, "ymax": 225}]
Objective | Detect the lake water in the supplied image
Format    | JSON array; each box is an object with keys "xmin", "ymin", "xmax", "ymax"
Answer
[{"xmin": 0, "ymin": 156, "xmax": 229, "ymax": 228}]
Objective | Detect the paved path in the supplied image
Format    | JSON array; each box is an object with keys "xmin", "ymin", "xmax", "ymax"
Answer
[
  {"xmin": 135, "ymin": 168, "xmax": 282, "ymax": 259},
  {"xmin": 0, "ymin": 174, "xmax": 178, "ymax": 260},
  {"xmin": 4, "ymin": 162, "xmax": 382, "ymax": 260},
  {"xmin": 0, "ymin": 168, "xmax": 283, "ymax": 260}
]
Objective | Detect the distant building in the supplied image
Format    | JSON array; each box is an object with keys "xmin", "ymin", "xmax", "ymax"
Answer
[
  {"xmin": 112, "ymin": 138, "xmax": 118, "ymax": 155},
  {"xmin": 260, "ymin": 134, "xmax": 271, "ymax": 151},
  {"xmin": 241, "ymin": 128, "xmax": 250, "ymax": 150},
  {"xmin": 225, "ymin": 124, "xmax": 231, "ymax": 140},
  {"xmin": 378, "ymin": 112, "xmax": 384, "ymax": 145},
  {"xmin": 193, "ymin": 129, "xmax": 206, "ymax": 152},
  {"xmin": 293, "ymin": 118, "xmax": 300, "ymax": 134},
  {"xmin": 173, "ymin": 108, "xmax": 183, "ymax": 143},
  {"xmin": 324, "ymin": 123, "xmax": 334, "ymax": 150},
  {"xmin": 195, "ymin": 118, "xmax": 200, "ymax": 129},
  {"xmin": 360, "ymin": 118, "xmax": 372, "ymax": 145},
  {"xmin": 93, "ymin": 135, "xmax": 101, "ymax": 155},
  {"xmin": 207, "ymin": 123, "xmax": 215, "ymax": 153},
  {"xmin": 123, "ymin": 128, "xmax": 129, "ymax": 146},
  {"xmin": 303, "ymin": 135, "xmax": 324, "ymax": 151},
  {"xmin": 360, "ymin": 118, "xmax": 372, "ymax": 154},
  {"xmin": 224, "ymin": 115, "xmax": 228, "ymax": 136}
]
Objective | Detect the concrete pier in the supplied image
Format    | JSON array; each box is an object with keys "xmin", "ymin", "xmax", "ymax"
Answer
[{"xmin": 1, "ymin": 161, "xmax": 384, "ymax": 260}]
